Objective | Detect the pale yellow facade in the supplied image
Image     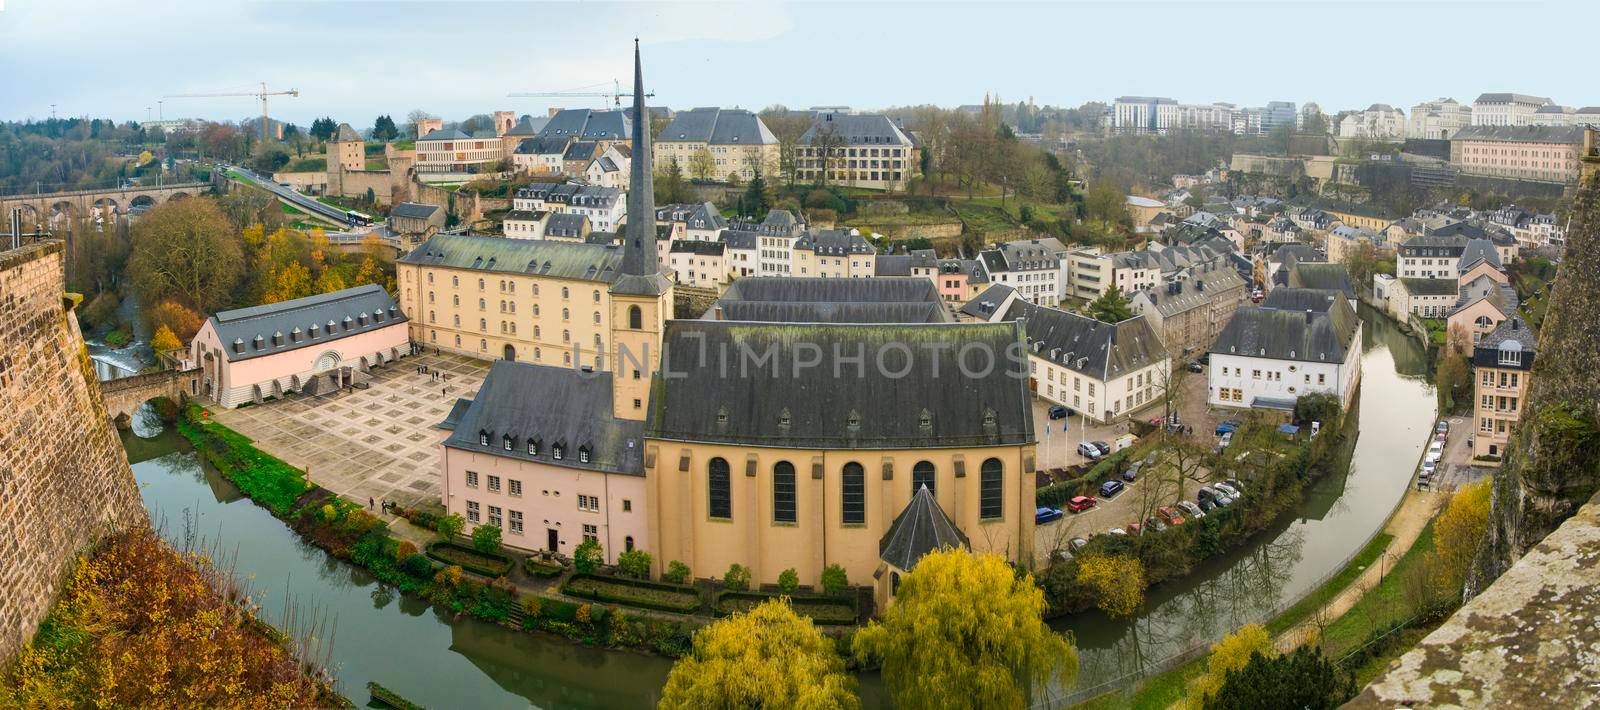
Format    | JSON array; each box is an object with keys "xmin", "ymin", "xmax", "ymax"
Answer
[
  {"xmin": 643, "ymin": 440, "xmax": 1035, "ymax": 588},
  {"xmin": 397, "ymin": 263, "xmax": 618, "ymax": 369},
  {"xmin": 792, "ymin": 247, "xmax": 876, "ymax": 278}
]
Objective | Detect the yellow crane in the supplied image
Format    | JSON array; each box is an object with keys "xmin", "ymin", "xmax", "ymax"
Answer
[{"xmin": 164, "ymin": 82, "xmax": 300, "ymax": 141}]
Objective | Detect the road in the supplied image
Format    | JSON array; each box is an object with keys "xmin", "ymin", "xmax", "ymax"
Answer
[{"xmin": 225, "ymin": 164, "xmax": 355, "ymax": 227}]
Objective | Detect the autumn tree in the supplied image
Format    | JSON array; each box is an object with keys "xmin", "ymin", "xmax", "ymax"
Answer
[
  {"xmin": 314, "ymin": 267, "xmax": 346, "ymax": 295},
  {"xmin": 1433, "ymin": 347, "xmax": 1472, "ymax": 414},
  {"xmin": 150, "ymin": 325, "xmax": 182, "ymax": 352},
  {"xmin": 689, "ymin": 146, "xmax": 716, "ymax": 182},
  {"xmin": 1432, "ymin": 478, "xmax": 1492, "ymax": 593},
  {"xmin": 1075, "ymin": 554, "xmax": 1146, "ymax": 618},
  {"xmin": 147, "ymin": 299, "xmax": 204, "ymax": 341},
  {"xmin": 1087, "ymin": 285, "xmax": 1133, "ymax": 323},
  {"xmin": 127, "ymin": 198, "xmax": 243, "ymax": 313},
  {"xmin": 1184, "ymin": 624, "xmax": 1273, "ymax": 710},
  {"xmin": 853, "ymin": 549, "xmax": 1077, "ymax": 709},
  {"xmin": 659, "ymin": 598, "xmax": 857, "ymax": 710},
  {"xmin": 263, "ymin": 261, "xmax": 312, "ymax": 304}
]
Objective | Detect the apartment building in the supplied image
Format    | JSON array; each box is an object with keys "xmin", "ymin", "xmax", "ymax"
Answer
[
  {"xmin": 512, "ymin": 183, "xmax": 627, "ymax": 233},
  {"xmin": 1471, "ymin": 317, "xmax": 1534, "ymax": 462},
  {"xmin": 796, "ymin": 113, "xmax": 917, "ymax": 191},
  {"xmin": 1127, "ymin": 261, "xmax": 1248, "ymax": 357},
  {"xmin": 653, "ymin": 107, "xmax": 779, "ymax": 181},
  {"xmin": 1450, "ymin": 125, "xmax": 1584, "ymax": 183},
  {"xmin": 1408, "ymin": 98, "xmax": 1472, "ymax": 140},
  {"xmin": 1338, "ymin": 104, "xmax": 1407, "ymax": 140},
  {"xmin": 656, "ymin": 202, "xmax": 728, "ymax": 241},
  {"xmin": 1471, "ymin": 93, "xmax": 1552, "ymax": 126},
  {"xmin": 1208, "ymin": 288, "xmax": 1363, "ymax": 412},
  {"xmin": 792, "ymin": 230, "xmax": 876, "ymax": 278},
  {"xmin": 667, "ymin": 240, "xmax": 728, "ymax": 288},
  {"xmin": 416, "ymin": 127, "xmax": 505, "ymax": 174},
  {"xmin": 981, "ymin": 238, "xmax": 1069, "ymax": 305}
]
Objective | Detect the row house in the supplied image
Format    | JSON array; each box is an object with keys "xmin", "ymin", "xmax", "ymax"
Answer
[
  {"xmin": 981, "ymin": 238, "xmax": 1069, "ymax": 305},
  {"xmin": 1470, "ymin": 317, "xmax": 1534, "ymax": 462}
]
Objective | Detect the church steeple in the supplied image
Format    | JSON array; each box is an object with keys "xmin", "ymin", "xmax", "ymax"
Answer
[{"xmin": 619, "ymin": 38, "xmax": 663, "ymax": 286}]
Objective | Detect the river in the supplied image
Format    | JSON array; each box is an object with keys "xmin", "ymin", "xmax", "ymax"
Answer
[
  {"xmin": 1051, "ymin": 304, "xmax": 1435, "ymax": 702},
  {"xmin": 119, "ymin": 304, "xmax": 1428, "ymax": 708}
]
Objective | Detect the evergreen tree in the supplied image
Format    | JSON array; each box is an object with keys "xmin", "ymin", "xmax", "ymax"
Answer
[
  {"xmin": 1087, "ymin": 285, "xmax": 1133, "ymax": 323},
  {"xmin": 1204, "ymin": 645, "xmax": 1354, "ymax": 710},
  {"xmin": 309, "ymin": 118, "xmax": 338, "ymax": 142},
  {"xmin": 371, "ymin": 115, "xmax": 399, "ymax": 141},
  {"xmin": 742, "ymin": 166, "xmax": 772, "ymax": 218}
]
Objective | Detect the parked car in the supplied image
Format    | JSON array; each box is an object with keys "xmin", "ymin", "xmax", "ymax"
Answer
[
  {"xmin": 1092, "ymin": 441, "xmax": 1112, "ymax": 456},
  {"xmin": 1067, "ymin": 496, "xmax": 1098, "ymax": 513},
  {"xmin": 1217, "ymin": 432, "xmax": 1234, "ymax": 452},
  {"xmin": 1108, "ymin": 528, "xmax": 1129, "ymax": 536},
  {"xmin": 1157, "ymin": 506, "xmax": 1186, "ymax": 526},
  {"xmin": 1215, "ymin": 482, "xmax": 1242, "ymax": 499},
  {"xmin": 1126, "ymin": 522, "xmax": 1144, "ymax": 536},
  {"xmin": 1198, "ymin": 498, "xmax": 1217, "ymax": 512},
  {"xmin": 1436, "ymin": 420, "xmax": 1450, "ymax": 435},
  {"xmin": 1145, "ymin": 517, "xmax": 1169, "ymax": 533},
  {"xmin": 1187, "ymin": 360, "xmax": 1205, "ymax": 373},
  {"xmin": 1070, "ymin": 537, "xmax": 1090, "ymax": 551},
  {"xmin": 1122, "ymin": 462, "xmax": 1142, "ymax": 482},
  {"xmin": 1426, "ymin": 441, "xmax": 1444, "ymax": 463},
  {"xmin": 1421, "ymin": 459, "xmax": 1437, "ymax": 475},
  {"xmin": 1177, "ymin": 500, "xmax": 1206, "ymax": 519},
  {"xmin": 1224, "ymin": 478, "xmax": 1245, "ymax": 494},
  {"xmin": 1078, "ymin": 442, "xmax": 1103, "ymax": 460},
  {"xmin": 1197, "ymin": 486, "xmax": 1218, "ymax": 502},
  {"xmin": 1035, "ymin": 507, "xmax": 1064, "ymax": 524},
  {"xmin": 1100, "ymin": 480, "xmax": 1126, "ymax": 498},
  {"xmin": 1049, "ymin": 405, "xmax": 1071, "ymax": 420}
]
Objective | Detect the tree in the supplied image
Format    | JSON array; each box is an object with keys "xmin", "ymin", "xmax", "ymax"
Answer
[
  {"xmin": 314, "ymin": 267, "xmax": 346, "ymax": 295},
  {"xmin": 1345, "ymin": 240, "xmax": 1378, "ymax": 293},
  {"xmin": 574, "ymin": 538, "xmax": 604, "ymax": 574},
  {"xmin": 352, "ymin": 256, "xmax": 389, "ymax": 291},
  {"xmin": 820, "ymin": 564, "xmax": 849, "ymax": 595},
  {"xmin": 406, "ymin": 110, "xmax": 435, "ymax": 138},
  {"xmin": 1075, "ymin": 554, "xmax": 1146, "ymax": 618},
  {"xmin": 664, "ymin": 560, "xmax": 692, "ymax": 584},
  {"xmin": 741, "ymin": 166, "xmax": 772, "ymax": 218},
  {"xmin": 371, "ymin": 115, "xmax": 399, "ymax": 141},
  {"xmin": 778, "ymin": 568, "xmax": 800, "ymax": 593},
  {"xmin": 617, "ymin": 548, "xmax": 652, "ymax": 579},
  {"xmin": 655, "ymin": 159, "xmax": 694, "ymax": 205},
  {"xmin": 309, "ymin": 117, "xmax": 338, "ymax": 142},
  {"xmin": 1184, "ymin": 624, "xmax": 1273, "ymax": 709},
  {"xmin": 1432, "ymin": 478, "xmax": 1492, "ymax": 592},
  {"xmin": 689, "ymin": 146, "xmax": 716, "ymax": 182},
  {"xmin": 1087, "ymin": 285, "xmax": 1133, "ymax": 323},
  {"xmin": 853, "ymin": 549, "xmax": 1077, "ymax": 709},
  {"xmin": 127, "ymin": 198, "xmax": 243, "ymax": 313},
  {"xmin": 262, "ymin": 260, "xmax": 312, "ymax": 304},
  {"xmin": 471, "ymin": 524, "xmax": 502, "ymax": 554},
  {"xmin": 79, "ymin": 292, "xmax": 121, "ymax": 330},
  {"xmin": 1084, "ymin": 178, "xmax": 1131, "ymax": 233},
  {"xmin": 1204, "ymin": 645, "xmax": 1353, "ymax": 710},
  {"xmin": 1294, "ymin": 392, "xmax": 1341, "ymax": 426},
  {"xmin": 1433, "ymin": 349, "xmax": 1472, "ymax": 414},
  {"xmin": 151, "ymin": 325, "xmax": 182, "ymax": 353},
  {"xmin": 434, "ymin": 512, "xmax": 464, "ymax": 541},
  {"xmin": 659, "ymin": 598, "xmax": 858, "ymax": 710},
  {"xmin": 723, "ymin": 563, "xmax": 752, "ymax": 591}
]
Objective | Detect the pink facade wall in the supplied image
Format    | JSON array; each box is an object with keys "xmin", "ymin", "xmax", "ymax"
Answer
[
  {"xmin": 937, "ymin": 272, "xmax": 968, "ymax": 302},
  {"xmin": 190, "ymin": 320, "xmax": 411, "ymax": 407},
  {"xmin": 441, "ymin": 446, "xmax": 650, "ymax": 564}
]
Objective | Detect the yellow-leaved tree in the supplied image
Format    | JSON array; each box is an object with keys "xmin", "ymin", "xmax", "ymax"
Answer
[
  {"xmin": 853, "ymin": 549, "xmax": 1078, "ymax": 709},
  {"xmin": 658, "ymin": 598, "xmax": 857, "ymax": 710},
  {"xmin": 263, "ymin": 261, "xmax": 312, "ymax": 304},
  {"xmin": 1432, "ymin": 478, "xmax": 1492, "ymax": 591},
  {"xmin": 150, "ymin": 325, "xmax": 182, "ymax": 353},
  {"xmin": 1075, "ymin": 553, "xmax": 1146, "ymax": 618},
  {"xmin": 1185, "ymin": 623, "xmax": 1273, "ymax": 709},
  {"xmin": 314, "ymin": 267, "xmax": 347, "ymax": 294}
]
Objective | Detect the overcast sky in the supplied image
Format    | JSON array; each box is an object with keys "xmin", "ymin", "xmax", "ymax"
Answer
[{"xmin": 3, "ymin": 0, "xmax": 1596, "ymax": 127}]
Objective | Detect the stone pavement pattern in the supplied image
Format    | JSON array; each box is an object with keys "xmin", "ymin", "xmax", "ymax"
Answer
[{"xmin": 213, "ymin": 351, "xmax": 489, "ymax": 509}]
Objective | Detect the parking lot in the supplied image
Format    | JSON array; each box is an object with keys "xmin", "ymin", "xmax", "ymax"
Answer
[
  {"xmin": 1031, "ymin": 368, "xmax": 1218, "ymax": 470},
  {"xmin": 1424, "ymin": 416, "xmax": 1494, "ymax": 492},
  {"xmin": 212, "ymin": 351, "xmax": 489, "ymax": 509}
]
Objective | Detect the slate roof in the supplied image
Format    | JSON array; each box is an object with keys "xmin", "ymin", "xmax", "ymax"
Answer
[
  {"xmin": 208, "ymin": 284, "xmax": 406, "ymax": 363},
  {"xmin": 504, "ymin": 115, "xmax": 549, "ymax": 136},
  {"xmin": 875, "ymin": 254, "xmax": 913, "ymax": 276},
  {"xmin": 1452, "ymin": 273, "xmax": 1518, "ymax": 315},
  {"xmin": 418, "ymin": 127, "xmax": 470, "ymax": 142},
  {"xmin": 444, "ymin": 361, "xmax": 644, "ymax": 475},
  {"xmin": 545, "ymin": 213, "xmax": 589, "ymax": 238},
  {"xmin": 1474, "ymin": 93, "xmax": 1551, "ymax": 105},
  {"xmin": 538, "ymin": 108, "xmax": 632, "ymax": 141},
  {"xmin": 1457, "ymin": 239, "xmax": 1502, "ymax": 272},
  {"xmin": 334, "ymin": 123, "xmax": 363, "ymax": 142},
  {"xmin": 1287, "ymin": 263, "xmax": 1355, "ymax": 298},
  {"xmin": 1471, "ymin": 317, "xmax": 1535, "ymax": 370},
  {"xmin": 719, "ymin": 229, "xmax": 759, "ymax": 250},
  {"xmin": 795, "ymin": 229, "xmax": 875, "ymax": 256},
  {"xmin": 391, "ymin": 202, "xmax": 439, "ymax": 220},
  {"xmin": 502, "ymin": 210, "xmax": 546, "ymax": 223},
  {"xmin": 671, "ymin": 240, "xmax": 725, "ymax": 256},
  {"xmin": 400, "ymin": 233, "xmax": 622, "ymax": 283},
  {"xmin": 563, "ymin": 141, "xmax": 599, "ymax": 161},
  {"xmin": 960, "ymin": 284, "xmax": 1017, "ymax": 320},
  {"xmin": 800, "ymin": 113, "xmax": 914, "ymax": 146},
  {"xmin": 657, "ymin": 107, "xmax": 778, "ymax": 145},
  {"xmin": 719, "ymin": 276, "xmax": 942, "ymax": 307},
  {"xmin": 1134, "ymin": 265, "xmax": 1247, "ymax": 318},
  {"xmin": 1269, "ymin": 243, "xmax": 1323, "ymax": 266},
  {"xmin": 1400, "ymin": 278, "xmax": 1461, "ymax": 296},
  {"xmin": 514, "ymin": 136, "xmax": 570, "ymax": 156},
  {"xmin": 657, "ymin": 202, "xmax": 728, "ymax": 232},
  {"xmin": 1450, "ymin": 124, "xmax": 1583, "ymax": 144},
  {"xmin": 645, "ymin": 321, "xmax": 1035, "ymax": 449},
  {"xmin": 999, "ymin": 301, "xmax": 1169, "ymax": 380},
  {"xmin": 1212, "ymin": 288, "xmax": 1360, "ymax": 364},
  {"xmin": 438, "ymin": 398, "xmax": 473, "ymax": 431},
  {"xmin": 879, "ymin": 486, "xmax": 970, "ymax": 571},
  {"xmin": 717, "ymin": 301, "xmax": 948, "ymax": 324}
]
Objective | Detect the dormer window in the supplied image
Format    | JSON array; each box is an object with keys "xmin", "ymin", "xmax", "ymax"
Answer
[
  {"xmin": 779, "ymin": 408, "xmax": 792, "ymax": 429},
  {"xmin": 716, "ymin": 407, "xmax": 729, "ymax": 425},
  {"xmin": 478, "ymin": 430, "xmax": 490, "ymax": 446},
  {"xmin": 578, "ymin": 446, "xmax": 591, "ymax": 464},
  {"xmin": 847, "ymin": 410, "xmax": 861, "ymax": 431},
  {"xmin": 983, "ymin": 409, "xmax": 997, "ymax": 427},
  {"xmin": 552, "ymin": 443, "xmax": 564, "ymax": 460},
  {"xmin": 503, "ymin": 434, "xmax": 513, "ymax": 451},
  {"xmin": 919, "ymin": 408, "xmax": 933, "ymax": 430},
  {"xmin": 527, "ymin": 439, "xmax": 541, "ymax": 456},
  {"xmin": 252, "ymin": 335, "xmax": 264, "ymax": 350}
]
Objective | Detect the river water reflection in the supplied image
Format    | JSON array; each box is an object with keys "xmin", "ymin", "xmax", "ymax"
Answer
[{"xmin": 1051, "ymin": 305, "xmax": 1435, "ymax": 700}]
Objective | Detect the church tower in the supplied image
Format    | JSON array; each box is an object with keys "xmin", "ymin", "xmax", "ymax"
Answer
[{"xmin": 610, "ymin": 40, "xmax": 673, "ymax": 421}]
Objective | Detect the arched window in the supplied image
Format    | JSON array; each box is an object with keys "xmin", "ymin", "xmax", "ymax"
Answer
[
  {"xmin": 980, "ymin": 458, "xmax": 1004, "ymax": 520},
  {"xmin": 593, "ymin": 312, "xmax": 601, "ymax": 324},
  {"xmin": 773, "ymin": 462, "xmax": 797, "ymax": 523},
  {"xmin": 593, "ymin": 290, "xmax": 601, "ymax": 303},
  {"xmin": 562, "ymin": 307, "xmax": 570, "ymax": 321},
  {"xmin": 629, "ymin": 305, "xmax": 643, "ymax": 330},
  {"xmin": 562, "ymin": 287, "xmax": 570, "ymax": 299},
  {"xmin": 841, "ymin": 463, "xmax": 865, "ymax": 524},
  {"xmin": 625, "ymin": 536, "xmax": 635, "ymax": 552},
  {"xmin": 708, "ymin": 458, "xmax": 732, "ymax": 519},
  {"xmin": 912, "ymin": 461, "xmax": 936, "ymax": 497}
]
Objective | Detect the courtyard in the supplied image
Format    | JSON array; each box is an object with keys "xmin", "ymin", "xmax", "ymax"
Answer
[{"xmin": 211, "ymin": 350, "xmax": 490, "ymax": 509}]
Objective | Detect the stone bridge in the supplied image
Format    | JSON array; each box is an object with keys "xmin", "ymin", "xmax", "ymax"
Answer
[
  {"xmin": 100, "ymin": 368, "xmax": 199, "ymax": 421},
  {"xmin": 1, "ymin": 182, "xmax": 210, "ymax": 229}
]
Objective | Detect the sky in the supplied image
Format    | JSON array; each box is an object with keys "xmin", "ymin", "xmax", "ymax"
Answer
[{"xmin": 3, "ymin": 0, "xmax": 1598, "ymax": 127}]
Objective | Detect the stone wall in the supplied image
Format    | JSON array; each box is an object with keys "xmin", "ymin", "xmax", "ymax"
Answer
[{"xmin": 0, "ymin": 241, "xmax": 144, "ymax": 664}]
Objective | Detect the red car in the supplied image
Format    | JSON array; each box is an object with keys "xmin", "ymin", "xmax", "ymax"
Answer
[
  {"xmin": 1157, "ymin": 506, "xmax": 1186, "ymax": 526},
  {"xmin": 1126, "ymin": 522, "xmax": 1144, "ymax": 537},
  {"xmin": 1067, "ymin": 496, "xmax": 1098, "ymax": 513}
]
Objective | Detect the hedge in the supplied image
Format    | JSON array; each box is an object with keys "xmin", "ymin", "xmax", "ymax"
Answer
[
  {"xmin": 562, "ymin": 573, "xmax": 702, "ymax": 614},
  {"xmin": 714, "ymin": 591, "xmax": 858, "ymax": 625},
  {"xmin": 524, "ymin": 558, "xmax": 564, "ymax": 578},
  {"xmin": 425, "ymin": 541, "xmax": 514, "ymax": 578}
]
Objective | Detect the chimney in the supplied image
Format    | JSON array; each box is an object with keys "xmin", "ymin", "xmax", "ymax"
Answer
[{"xmin": 1305, "ymin": 309, "xmax": 1314, "ymax": 324}]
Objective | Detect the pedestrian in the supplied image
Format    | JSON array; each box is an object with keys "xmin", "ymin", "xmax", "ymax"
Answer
[{"xmin": 368, "ymin": 496, "xmax": 374, "ymax": 509}]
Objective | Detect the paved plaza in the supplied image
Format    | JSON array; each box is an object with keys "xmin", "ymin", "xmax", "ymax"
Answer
[{"xmin": 212, "ymin": 351, "xmax": 489, "ymax": 509}]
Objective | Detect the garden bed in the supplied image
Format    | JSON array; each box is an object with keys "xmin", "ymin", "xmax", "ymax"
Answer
[
  {"xmin": 524, "ymin": 557, "xmax": 565, "ymax": 578},
  {"xmin": 425, "ymin": 541, "xmax": 514, "ymax": 578},
  {"xmin": 714, "ymin": 591, "xmax": 858, "ymax": 625},
  {"xmin": 563, "ymin": 573, "xmax": 702, "ymax": 614}
]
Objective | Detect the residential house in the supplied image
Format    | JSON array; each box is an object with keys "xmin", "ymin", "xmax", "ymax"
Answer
[
  {"xmin": 652, "ymin": 107, "xmax": 779, "ymax": 182},
  {"xmin": 792, "ymin": 230, "xmax": 876, "ymax": 278},
  {"xmin": 1471, "ymin": 317, "xmax": 1534, "ymax": 461},
  {"xmin": 982, "ymin": 238, "xmax": 1069, "ymax": 305},
  {"xmin": 390, "ymin": 202, "xmax": 444, "ymax": 240},
  {"xmin": 1208, "ymin": 288, "xmax": 1363, "ymax": 412},
  {"xmin": 1127, "ymin": 260, "xmax": 1248, "ymax": 357},
  {"xmin": 667, "ymin": 240, "xmax": 727, "ymax": 289},
  {"xmin": 584, "ymin": 145, "xmax": 630, "ymax": 190},
  {"xmin": 796, "ymin": 113, "xmax": 917, "ymax": 191}
]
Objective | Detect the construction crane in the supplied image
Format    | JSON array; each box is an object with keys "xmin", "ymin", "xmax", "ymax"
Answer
[
  {"xmin": 508, "ymin": 79, "xmax": 652, "ymax": 109},
  {"xmin": 164, "ymin": 83, "xmax": 300, "ymax": 141}
]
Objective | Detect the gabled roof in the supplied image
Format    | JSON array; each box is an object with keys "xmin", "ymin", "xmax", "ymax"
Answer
[
  {"xmin": 657, "ymin": 107, "xmax": 777, "ymax": 146},
  {"xmin": 1471, "ymin": 317, "xmax": 1535, "ymax": 369},
  {"xmin": 1212, "ymin": 288, "xmax": 1360, "ymax": 364},
  {"xmin": 515, "ymin": 135, "xmax": 570, "ymax": 156},
  {"xmin": 391, "ymin": 202, "xmax": 439, "ymax": 220},
  {"xmin": 645, "ymin": 321, "xmax": 1035, "ymax": 449},
  {"xmin": 207, "ymin": 284, "xmax": 406, "ymax": 363},
  {"xmin": 1457, "ymin": 239, "xmax": 1502, "ymax": 272},
  {"xmin": 879, "ymin": 486, "xmax": 969, "ymax": 571},
  {"xmin": 715, "ymin": 276, "xmax": 947, "ymax": 325},
  {"xmin": 334, "ymin": 123, "xmax": 363, "ymax": 142},
  {"xmin": 795, "ymin": 229, "xmax": 874, "ymax": 255},
  {"xmin": 875, "ymin": 254, "xmax": 913, "ymax": 276},
  {"xmin": 503, "ymin": 115, "xmax": 549, "ymax": 136},
  {"xmin": 800, "ymin": 113, "xmax": 913, "ymax": 147},
  {"xmin": 1000, "ymin": 301, "xmax": 1169, "ymax": 380},
  {"xmin": 960, "ymin": 284, "xmax": 1017, "ymax": 320},
  {"xmin": 545, "ymin": 212, "xmax": 589, "ymax": 237},
  {"xmin": 1287, "ymin": 263, "xmax": 1354, "ymax": 299},
  {"xmin": 400, "ymin": 233, "xmax": 622, "ymax": 283},
  {"xmin": 538, "ymin": 108, "xmax": 632, "ymax": 141},
  {"xmin": 444, "ymin": 361, "xmax": 644, "ymax": 475},
  {"xmin": 670, "ymin": 240, "xmax": 725, "ymax": 256}
]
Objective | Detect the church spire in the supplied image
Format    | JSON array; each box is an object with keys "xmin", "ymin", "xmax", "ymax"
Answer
[{"xmin": 621, "ymin": 38, "xmax": 658, "ymax": 279}]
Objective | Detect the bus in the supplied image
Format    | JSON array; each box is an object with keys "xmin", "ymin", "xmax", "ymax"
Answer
[{"xmin": 346, "ymin": 210, "xmax": 373, "ymax": 228}]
